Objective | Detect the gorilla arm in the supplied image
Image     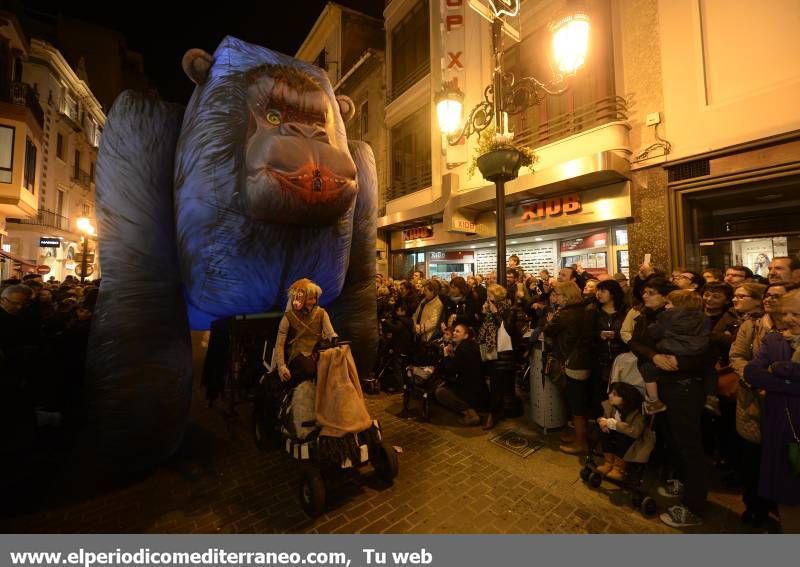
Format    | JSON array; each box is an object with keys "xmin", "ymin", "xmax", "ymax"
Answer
[
  {"xmin": 325, "ymin": 140, "xmax": 378, "ymax": 379},
  {"xmin": 86, "ymin": 91, "xmax": 192, "ymax": 470}
]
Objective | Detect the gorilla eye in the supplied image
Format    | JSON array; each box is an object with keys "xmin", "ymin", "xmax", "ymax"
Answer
[{"xmin": 265, "ymin": 110, "xmax": 282, "ymax": 126}]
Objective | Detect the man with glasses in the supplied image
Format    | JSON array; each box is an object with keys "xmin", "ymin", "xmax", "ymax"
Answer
[
  {"xmin": 672, "ymin": 269, "xmax": 703, "ymax": 292},
  {"xmin": 724, "ymin": 266, "xmax": 753, "ymax": 286}
]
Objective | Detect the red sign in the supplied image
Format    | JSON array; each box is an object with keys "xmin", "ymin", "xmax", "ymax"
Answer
[
  {"xmin": 430, "ymin": 251, "xmax": 474, "ymax": 261},
  {"xmin": 402, "ymin": 226, "xmax": 434, "ymax": 241},
  {"xmin": 560, "ymin": 231, "xmax": 608, "ymax": 252},
  {"xmin": 36, "ymin": 265, "xmax": 51, "ymax": 275},
  {"xmin": 521, "ymin": 193, "xmax": 582, "ymax": 221}
]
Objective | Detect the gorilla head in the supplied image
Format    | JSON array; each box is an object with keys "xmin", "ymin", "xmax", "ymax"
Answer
[{"xmin": 243, "ymin": 64, "xmax": 357, "ymax": 225}]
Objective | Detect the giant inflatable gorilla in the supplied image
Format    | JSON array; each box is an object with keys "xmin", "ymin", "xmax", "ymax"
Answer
[{"xmin": 86, "ymin": 37, "xmax": 377, "ymax": 468}]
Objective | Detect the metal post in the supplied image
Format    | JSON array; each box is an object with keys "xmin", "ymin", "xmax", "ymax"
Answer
[
  {"xmin": 496, "ymin": 178, "xmax": 506, "ymax": 289},
  {"xmin": 80, "ymin": 235, "xmax": 88, "ymax": 284}
]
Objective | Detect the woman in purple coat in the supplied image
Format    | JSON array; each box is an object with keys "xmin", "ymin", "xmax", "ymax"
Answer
[{"xmin": 744, "ymin": 289, "xmax": 800, "ymax": 533}]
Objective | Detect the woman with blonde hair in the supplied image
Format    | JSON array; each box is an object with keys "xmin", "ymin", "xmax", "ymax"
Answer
[
  {"xmin": 412, "ymin": 279, "xmax": 444, "ymax": 342},
  {"xmin": 543, "ymin": 280, "xmax": 592, "ymax": 453}
]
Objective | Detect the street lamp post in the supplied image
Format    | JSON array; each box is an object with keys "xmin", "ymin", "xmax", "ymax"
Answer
[
  {"xmin": 76, "ymin": 217, "xmax": 95, "ymax": 284},
  {"xmin": 436, "ymin": 0, "xmax": 590, "ymax": 288}
]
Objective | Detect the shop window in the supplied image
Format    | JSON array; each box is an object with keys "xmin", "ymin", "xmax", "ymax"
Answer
[
  {"xmin": 0, "ymin": 125, "xmax": 14, "ymax": 184},
  {"xmin": 681, "ymin": 180, "xmax": 800, "ymax": 271},
  {"xmin": 390, "ymin": 0, "xmax": 430, "ymax": 100},
  {"xmin": 389, "ymin": 106, "xmax": 431, "ymax": 200}
]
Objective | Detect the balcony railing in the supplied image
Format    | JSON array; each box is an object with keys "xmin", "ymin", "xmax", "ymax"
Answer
[
  {"xmin": 386, "ymin": 170, "xmax": 433, "ymax": 201},
  {"xmin": 512, "ymin": 95, "xmax": 629, "ymax": 150},
  {"xmin": 8, "ymin": 208, "xmax": 70, "ymax": 231},
  {"xmin": 7, "ymin": 82, "xmax": 44, "ymax": 130},
  {"xmin": 388, "ymin": 61, "xmax": 430, "ymax": 103},
  {"xmin": 72, "ymin": 168, "xmax": 92, "ymax": 188}
]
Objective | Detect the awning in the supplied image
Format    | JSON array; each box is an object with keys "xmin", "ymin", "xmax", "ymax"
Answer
[{"xmin": 0, "ymin": 249, "xmax": 37, "ymax": 273}]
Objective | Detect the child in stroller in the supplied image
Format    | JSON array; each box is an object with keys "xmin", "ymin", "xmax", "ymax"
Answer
[{"xmin": 581, "ymin": 379, "xmax": 658, "ymax": 516}]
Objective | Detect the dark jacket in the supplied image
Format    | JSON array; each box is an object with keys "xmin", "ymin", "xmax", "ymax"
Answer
[
  {"xmin": 383, "ymin": 314, "xmax": 414, "ymax": 357},
  {"xmin": 743, "ymin": 332, "xmax": 800, "ymax": 504},
  {"xmin": 443, "ymin": 295, "xmax": 478, "ymax": 329},
  {"xmin": 708, "ymin": 308, "xmax": 739, "ymax": 364},
  {"xmin": 587, "ymin": 304, "xmax": 628, "ymax": 365},
  {"xmin": 650, "ymin": 308, "xmax": 710, "ymax": 356},
  {"xmin": 438, "ymin": 338, "xmax": 489, "ymax": 410},
  {"xmin": 543, "ymin": 302, "xmax": 590, "ymax": 369}
]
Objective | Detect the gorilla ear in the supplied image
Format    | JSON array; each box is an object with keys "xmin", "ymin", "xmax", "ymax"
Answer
[
  {"xmin": 182, "ymin": 49, "xmax": 214, "ymax": 85},
  {"xmin": 336, "ymin": 95, "xmax": 356, "ymax": 124}
]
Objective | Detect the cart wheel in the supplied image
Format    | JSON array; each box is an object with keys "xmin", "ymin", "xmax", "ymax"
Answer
[
  {"xmin": 641, "ymin": 497, "xmax": 658, "ymax": 517},
  {"xmin": 299, "ymin": 467, "xmax": 326, "ymax": 517},
  {"xmin": 588, "ymin": 472, "xmax": 603, "ymax": 488},
  {"xmin": 631, "ymin": 491, "xmax": 644, "ymax": 508},
  {"xmin": 580, "ymin": 467, "xmax": 591, "ymax": 482},
  {"xmin": 371, "ymin": 442, "xmax": 399, "ymax": 482}
]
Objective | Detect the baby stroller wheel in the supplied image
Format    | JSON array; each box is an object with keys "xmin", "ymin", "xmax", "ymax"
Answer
[
  {"xmin": 371, "ymin": 442, "xmax": 399, "ymax": 482},
  {"xmin": 299, "ymin": 466, "xmax": 326, "ymax": 517},
  {"xmin": 588, "ymin": 472, "xmax": 603, "ymax": 488},
  {"xmin": 580, "ymin": 466, "xmax": 592, "ymax": 482},
  {"xmin": 640, "ymin": 496, "xmax": 657, "ymax": 517}
]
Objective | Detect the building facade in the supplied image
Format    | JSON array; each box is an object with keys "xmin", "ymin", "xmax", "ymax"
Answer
[
  {"xmin": 380, "ymin": 0, "xmax": 800, "ymax": 280},
  {"xmin": 4, "ymin": 37, "xmax": 104, "ymax": 282},
  {"xmin": 295, "ymin": 2, "xmax": 389, "ymax": 274},
  {"xmin": 0, "ymin": 10, "xmax": 43, "ymax": 279}
]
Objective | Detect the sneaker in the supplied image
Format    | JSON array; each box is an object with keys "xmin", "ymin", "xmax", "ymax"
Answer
[
  {"xmin": 704, "ymin": 395, "xmax": 721, "ymax": 416},
  {"xmin": 660, "ymin": 505, "xmax": 702, "ymax": 528},
  {"xmin": 657, "ymin": 479, "xmax": 684, "ymax": 498},
  {"xmin": 643, "ymin": 399, "xmax": 667, "ymax": 415}
]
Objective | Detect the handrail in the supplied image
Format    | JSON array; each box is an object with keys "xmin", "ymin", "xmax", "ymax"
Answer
[
  {"xmin": 388, "ymin": 61, "xmax": 430, "ymax": 102},
  {"xmin": 386, "ymin": 170, "xmax": 433, "ymax": 201},
  {"xmin": 8, "ymin": 208, "xmax": 71, "ymax": 231}
]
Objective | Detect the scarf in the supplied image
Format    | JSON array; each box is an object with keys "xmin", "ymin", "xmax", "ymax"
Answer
[
  {"xmin": 782, "ymin": 329, "xmax": 800, "ymax": 363},
  {"xmin": 478, "ymin": 303, "xmax": 508, "ymax": 353}
]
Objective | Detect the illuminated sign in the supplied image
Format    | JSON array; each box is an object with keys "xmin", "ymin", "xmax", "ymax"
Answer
[
  {"xmin": 39, "ymin": 237, "xmax": 61, "ymax": 248},
  {"xmin": 520, "ymin": 193, "xmax": 582, "ymax": 221},
  {"xmin": 402, "ymin": 226, "xmax": 434, "ymax": 241}
]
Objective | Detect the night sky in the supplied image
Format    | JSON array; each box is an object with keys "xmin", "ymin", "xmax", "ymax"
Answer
[{"xmin": 18, "ymin": 0, "xmax": 385, "ymax": 104}]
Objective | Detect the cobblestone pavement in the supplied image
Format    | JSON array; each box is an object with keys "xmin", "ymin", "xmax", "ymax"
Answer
[{"xmin": 1, "ymin": 341, "xmax": 762, "ymax": 534}]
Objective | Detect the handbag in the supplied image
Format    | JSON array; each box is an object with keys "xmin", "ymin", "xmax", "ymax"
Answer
[
  {"xmin": 786, "ymin": 404, "xmax": 800, "ymax": 479},
  {"xmin": 735, "ymin": 383, "xmax": 762, "ymax": 444},
  {"xmin": 716, "ymin": 361, "xmax": 740, "ymax": 399}
]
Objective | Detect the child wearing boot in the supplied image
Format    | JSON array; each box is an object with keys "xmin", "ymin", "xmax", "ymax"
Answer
[
  {"xmin": 639, "ymin": 290, "xmax": 710, "ymax": 414},
  {"xmin": 597, "ymin": 382, "xmax": 646, "ymax": 481}
]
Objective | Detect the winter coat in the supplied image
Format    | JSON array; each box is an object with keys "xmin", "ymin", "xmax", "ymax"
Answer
[
  {"xmin": 587, "ymin": 305, "xmax": 628, "ymax": 366},
  {"xmin": 601, "ymin": 400, "xmax": 655, "ymax": 463},
  {"xmin": 443, "ymin": 295, "xmax": 478, "ymax": 329},
  {"xmin": 543, "ymin": 302, "xmax": 590, "ymax": 372},
  {"xmin": 438, "ymin": 339, "xmax": 489, "ymax": 410},
  {"xmin": 743, "ymin": 332, "xmax": 800, "ymax": 505},
  {"xmin": 413, "ymin": 296, "xmax": 444, "ymax": 342},
  {"xmin": 650, "ymin": 308, "xmax": 710, "ymax": 356}
]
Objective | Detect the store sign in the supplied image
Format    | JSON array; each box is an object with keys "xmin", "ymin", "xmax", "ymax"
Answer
[
  {"xmin": 560, "ymin": 232, "xmax": 608, "ymax": 252},
  {"xmin": 402, "ymin": 226, "xmax": 434, "ymax": 241},
  {"xmin": 520, "ymin": 194, "xmax": 582, "ymax": 221},
  {"xmin": 65, "ymin": 261, "xmax": 77, "ymax": 270},
  {"xmin": 39, "ymin": 237, "xmax": 61, "ymax": 248},
  {"xmin": 36, "ymin": 265, "xmax": 51, "ymax": 275},
  {"xmin": 442, "ymin": 0, "xmax": 468, "ymax": 165},
  {"xmin": 430, "ymin": 251, "xmax": 474, "ymax": 261}
]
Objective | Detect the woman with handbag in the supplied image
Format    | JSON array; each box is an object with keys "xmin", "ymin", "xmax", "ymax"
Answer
[
  {"xmin": 477, "ymin": 284, "xmax": 519, "ymax": 430},
  {"xmin": 543, "ymin": 281, "xmax": 592, "ymax": 454},
  {"xmin": 743, "ymin": 289, "xmax": 800, "ymax": 533},
  {"xmin": 730, "ymin": 282, "xmax": 793, "ymax": 524}
]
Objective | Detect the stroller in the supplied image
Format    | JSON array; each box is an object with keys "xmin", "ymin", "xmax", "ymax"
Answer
[
  {"xmin": 579, "ymin": 352, "xmax": 658, "ymax": 517},
  {"xmin": 401, "ymin": 338, "xmax": 444, "ymax": 421},
  {"xmin": 253, "ymin": 337, "xmax": 399, "ymax": 517}
]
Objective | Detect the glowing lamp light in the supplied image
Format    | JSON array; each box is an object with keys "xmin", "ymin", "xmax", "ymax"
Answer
[
  {"xmin": 76, "ymin": 217, "xmax": 93, "ymax": 233},
  {"xmin": 551, "ymin": 11, "xmax": 590, "ymax": 76},
  {"xmin": 435, "ymin": 79, "xmax": 464, "ymax": 136}
]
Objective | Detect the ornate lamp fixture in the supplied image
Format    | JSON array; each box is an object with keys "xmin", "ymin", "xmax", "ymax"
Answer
[{"xmin": 436, "ymin": 0, "xmax": 590, "ymax": 287}]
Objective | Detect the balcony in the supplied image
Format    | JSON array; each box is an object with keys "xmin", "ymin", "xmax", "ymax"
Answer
[
  {"xmin": 7, "ymin": 208, "xmax": 70, "ymax": 231},
  {"xmin": 1, "ymin": 82, "xmax": 44, "ymax": 131},
  {"xmin": 513, "ymin": 95, "xmax": 629, "ymax": 150},
  {"xmin": 388, "ymin": 61, "xmax": 430, "ymax": 103},
  {"xmin": 386, "ymin": 170, "xmax": 433, "ymax": 201},
  {"xmin": 72, "ymin": 168, "xmax": 92, "ymax": 189},
  {"xmin": 59, "ymin": 97, "xmax": 81, "ymax": 131}
]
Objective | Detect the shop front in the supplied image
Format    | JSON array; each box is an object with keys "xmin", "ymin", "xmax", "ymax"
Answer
[
  {"xmin": 667, "ymin": 134, "xmax": 800, "ymax": 272},
  {"xmin": 387, "ymin": 180, "xmax": 633, "ymax": 280}
]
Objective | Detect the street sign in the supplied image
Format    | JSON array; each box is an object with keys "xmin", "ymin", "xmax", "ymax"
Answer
[
  {"xmin": 75, "ymin": 263, "xmax": 94, "ymax": 277},
  {"xmin": 65, "ymin": 261, "xmax": 77, "ymax": 270},
  {"xmin": 36, "ymin": 265, "xmax": 51, "ymax": 275}
]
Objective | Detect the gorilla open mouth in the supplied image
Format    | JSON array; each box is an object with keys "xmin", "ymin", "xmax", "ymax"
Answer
[{"xmin": 266, "ymin": 164, "xmax": 354, "ymax": 204}]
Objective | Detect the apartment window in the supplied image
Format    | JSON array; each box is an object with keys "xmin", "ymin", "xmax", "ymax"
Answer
[
  {"xmin": 23, "ymin": 138, "xmax": 36, "ymax": 192},
  {"xmin": 390, "ymin": 0, "xmax": 430, "ymax": 100},
  {"xmin": 61, "ymin": 91, "xmax": 79, "ymax": 122},
  {"xmin": 56, "ymin": 188, "xmax": 65, "ymax": 217},
  {"xmin": 90, "ymin": 162, "xmax": 95, "ymax": 182},
  {"xmin": 74, "ymin": 150, "xmax": 80, "ymax": 179},
  {"xmin": 83, "ymin": 203, "xmax": 92, "ymax": 215},
  {"xmin": 56, "ymin": 133, "xmax": 64, "ymax": 160},
  {"xmin": 389, "ymin": 105, "xmax": 431, "ymax": 200},
  {"xmin": 0, "ymin": 125, "xmax": 14, "ymax": 184}
]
